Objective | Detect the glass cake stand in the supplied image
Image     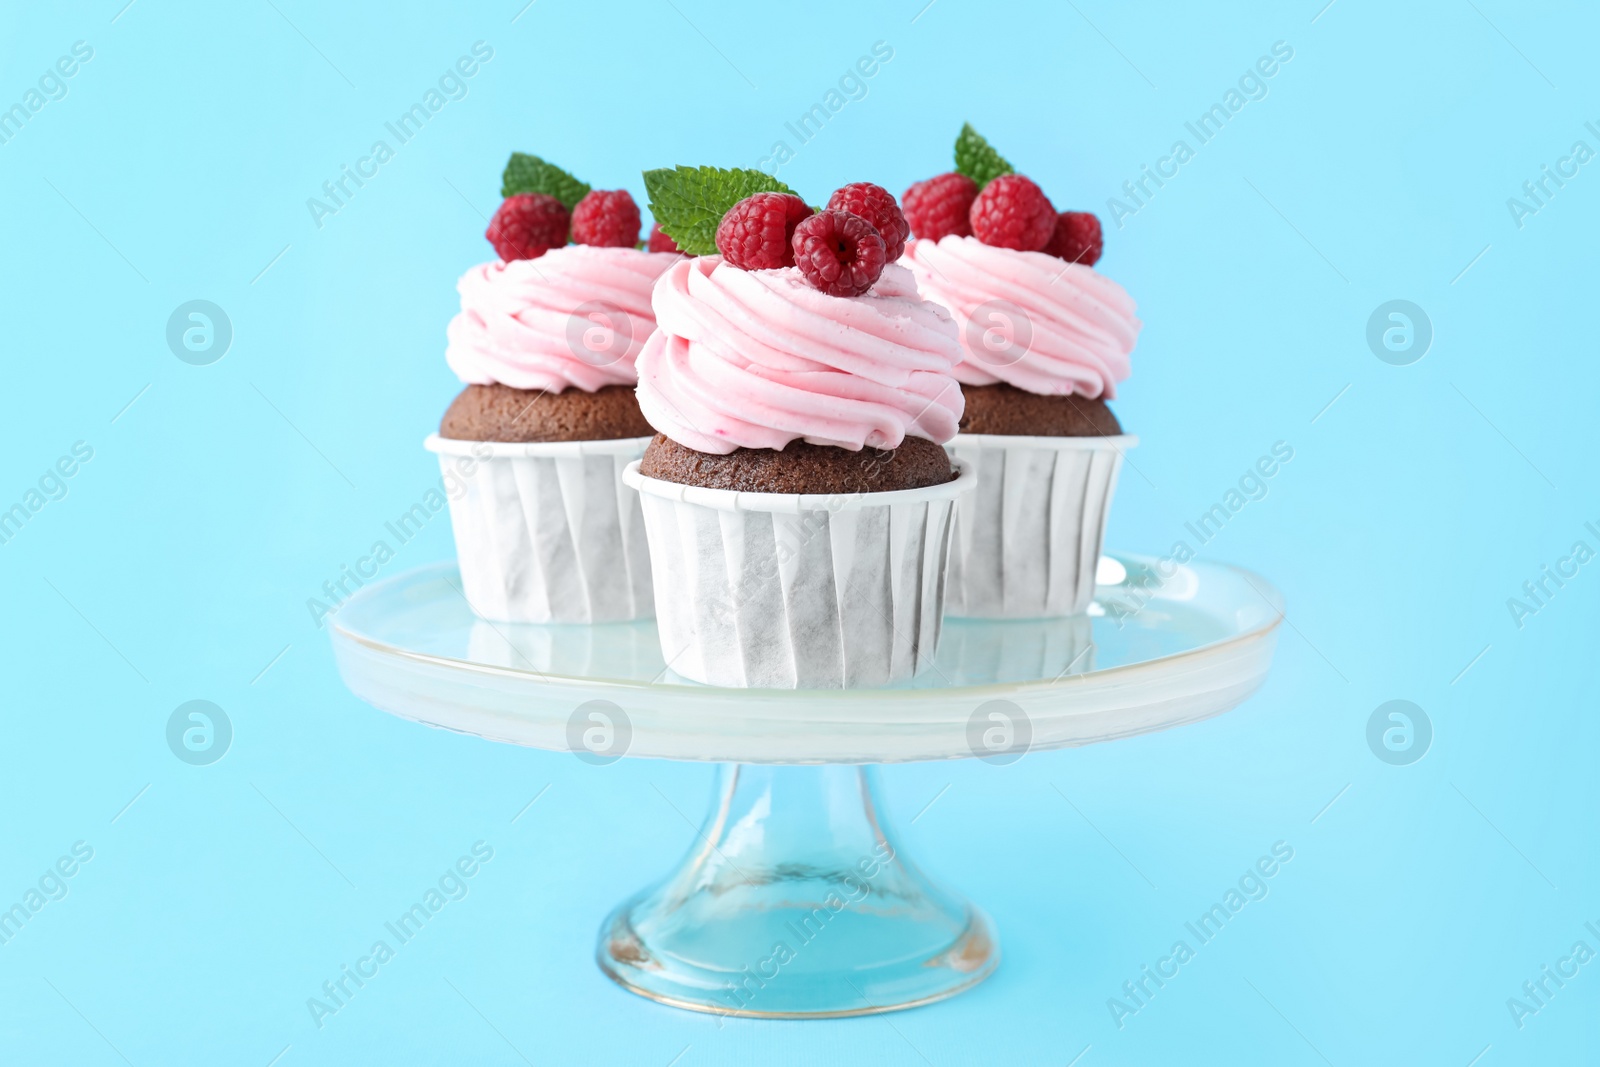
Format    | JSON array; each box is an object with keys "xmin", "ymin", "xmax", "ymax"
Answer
[{"xmin": 330, "ymin": 555, "xmax": 1282, "ymax": 1019}]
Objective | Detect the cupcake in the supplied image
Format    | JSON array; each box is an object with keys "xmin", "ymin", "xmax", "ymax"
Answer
[
  {"xmin": 428, "ymin": 152, "xmax": 682, "ymax": 623},
  {"xmin": 902, "ymin": 125, "xmax": 1141, "ymax": 618},
  {"xmin": 624, "ymin": 167, "xmax": 975, "ymax": 688}
]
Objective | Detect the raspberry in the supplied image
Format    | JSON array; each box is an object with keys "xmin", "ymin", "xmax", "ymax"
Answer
[
  {"xmin": 969, "ymin": 174, "xmax": 1055, "ymax": 252},
  {"xmin": 486, "ymin": 193, "xmax": 569, "ymax": 261},
  {"xmin": 570, "ymin": 189, "xmax": 641, "ymax": 247},
  {"xmin": 826, "ymin": 182, "xmax": 909, "ymax": 261},
  {"xmin": 647, "ymin": 222, "xmax": 682, "ymax": 254},
  {"xmin": 716, "ymin": 192, "xmax": 812, "ymax": 269},
  {"xmin": 902, "ymin": 172, "xmax": 977, "ymax": 242},
  {"xmin": 791, "ymin": 210, "xmax": 887, "ymax": 297},
  {"xmin": 1043, "ymin": 211, "xmax": 1103, "ymax": 266}
]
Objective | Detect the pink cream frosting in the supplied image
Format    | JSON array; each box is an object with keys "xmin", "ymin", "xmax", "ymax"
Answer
[
  {"xmin": 446, "ymin": 246, "xmax": 682, "ymax": 393},
  {"xmin": 903, "ymin": 235, "xmax": 1140, "ymax": 398},
  {"xmin": 634, "ymin": 256, "xmax": 965, "ymax": 454}
]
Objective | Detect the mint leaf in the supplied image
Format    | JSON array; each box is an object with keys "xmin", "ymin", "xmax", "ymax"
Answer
[
  {"xmin": 953, "ymin": 123, "xmax": 1014, "ymax": 189},
  {"xmin": 501, "ymin": 152, "xmax": 591, "ymax": 208},
  {"xmin": 644, "ymin": 166, "xmax": 801, "ymax": 256}
]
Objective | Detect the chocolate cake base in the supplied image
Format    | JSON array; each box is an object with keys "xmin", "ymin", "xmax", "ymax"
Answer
[
  {"xmin": 439, "ymin": 383, "xmax": 654, "ymax": 442},
  {"xmin": 638, "ymin": 435, "xmax": 955, "ymax": 494},
  {"xmin": 957, "ymin": 383, "xmax": 1123, "ymax": 436}
]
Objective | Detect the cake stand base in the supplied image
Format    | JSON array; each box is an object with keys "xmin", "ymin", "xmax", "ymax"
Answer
[
  {"xmin": 596, "ymin": 764, "xmax": 998, "ymax": 1019},
  {"xmin": 331, "ymin": 556, "xmax": 1284, "ymax": 1017}
]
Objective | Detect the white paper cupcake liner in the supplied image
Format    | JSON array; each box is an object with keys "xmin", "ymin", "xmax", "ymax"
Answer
[
  {"xmin": 945, "ymin": 433, "xmax": 1136, "ymax": 619},
  {"xmin": 425, "ymin": 434, "xmax": 653, "ymax": 623},
  {"xmin": 623, "ymin": 459, "xmax": 977, "ymax": 689}
]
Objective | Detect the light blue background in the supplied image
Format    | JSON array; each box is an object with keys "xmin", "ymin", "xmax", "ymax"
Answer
[{"xmin": 2, "ymin": 0, "xmax": 1596, "ymax": 1063}]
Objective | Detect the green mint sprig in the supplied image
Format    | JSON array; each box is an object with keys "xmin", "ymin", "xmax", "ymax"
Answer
[
  {"xmin": 501, "ymin": 152, "xmax": 591, "ymax": 208},
  {"xmin": 643, "ymin": 166, "xmax": 802, "ymax": 256},
  {"xmin": 954, "ymin": 123, "xmax": 1014, "ymax": 189}
]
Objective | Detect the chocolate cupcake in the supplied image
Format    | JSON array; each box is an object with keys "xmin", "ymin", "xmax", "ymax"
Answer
[
  {"xmin": 623, "ymin": 170, "xmax": 975, "ymax": 688},
  {"xmin": 902, "ymin": 126, "xmax": 1141, "ymax": 618},
  {"xmin": 440, "ymin": 382, "xmax": 653, "ymax": 443},
  {"xmin": 638, "ymin": 434, "xmax": 954, "ymax": 494},
  {"xmin": 427, "ymin": 153, "xmax": 681, "ymax": 623}
]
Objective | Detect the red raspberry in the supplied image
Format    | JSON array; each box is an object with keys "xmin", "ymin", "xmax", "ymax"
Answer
[
  {"xmin": 1043, "ymin": 211, "xmax": 1103, "ymax": 266},
  {"xmin": 647, "ymin": 222, "xmax": 682, "ymax": 254},
  {"xmin": 716, "ymin": 192, "xmax": 812, "ymax": 269},
  {"xmin": 486, "ymin": 193, "xmax": 569, "ymax": 261},
  {"xmin": 826, "ymin": 182, "xmax": 908, "ymax": 261},
  {"xmin": 791, "ymin": 210, "xmax": 886, "ymax": 297},
  {"xmin": 969, "ymin": 174, "xmax": 1055, "ymax": 252},
  {"xmin": 570, "ymin": 189, "xmax": 641, "ymax": 247},
  {"xmin": 902, "ymin": 172, "xmax": 977, "ymax": 242}
]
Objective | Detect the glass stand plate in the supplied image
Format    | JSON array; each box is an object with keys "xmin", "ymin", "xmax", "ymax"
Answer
[
  {"xmin": 330, "ymin": 555, "xmax": 1283, "ymax": 764},
  {"xmin": 330, "ymin": 554, "xmax": 1283, "ymax": 1018}
]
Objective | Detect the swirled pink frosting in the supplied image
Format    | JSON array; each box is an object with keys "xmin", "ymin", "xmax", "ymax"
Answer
[
  {"xmin": 903, "ymin": 235, "xmax": 1140, "ymax": 398},
  {"xmin": 634, "ymin": 256, "xmax": 965, "ymax": 454},
  {"xmin": 446, "ymin": 246, "xmax": 681, "ymax": 392}
]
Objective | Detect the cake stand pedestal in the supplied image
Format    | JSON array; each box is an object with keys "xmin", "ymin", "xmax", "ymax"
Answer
[{"xmin": 330, "ymin": 555, "xmax": 1282, "ymax": 1019}]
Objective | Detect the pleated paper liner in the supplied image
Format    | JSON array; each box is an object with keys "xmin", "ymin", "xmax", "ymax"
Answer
[
  {"xmin": 624, "ymin": 459, "xmax": 977, "ymax": 689},
  {"xmin": 946, "ymin": 434, "xmax": 1136, "ymax": 619},
  {"xmin": 425, "ymin": 434, "xmax": 654, "ymax": 623}
]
